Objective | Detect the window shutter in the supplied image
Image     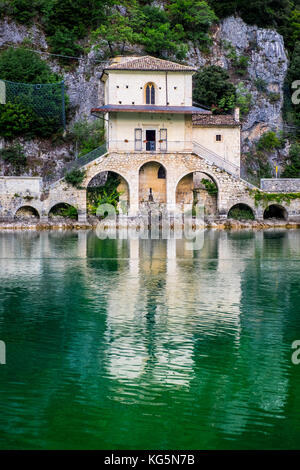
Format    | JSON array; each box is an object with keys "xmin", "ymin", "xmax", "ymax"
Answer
[
  {"xmin": 159, "ymin": 129, "xmax": 167, "ymax": 152},
  {"xmin": 135, "ymin": 128, "xmax": 142, "ymax": 151}
]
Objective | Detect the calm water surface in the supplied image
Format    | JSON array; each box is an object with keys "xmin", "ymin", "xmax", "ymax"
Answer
[{"xmin": 0, "ymin": 230, "xmax": 300, "ymax": 449}]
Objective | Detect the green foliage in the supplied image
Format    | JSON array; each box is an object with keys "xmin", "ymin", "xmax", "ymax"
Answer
[
  {"xmin": 0, "ymin": 144, "xmax": 27, "ymax": 172},
  {"xmin": 268, "ymin": 92, "xmax": 281, "ymax": 103},
  {"xmin": 168, "ymin": 0, "xmax": 217, "ymax": 43},
  {"xmin": 0, "ymin": 102, "xmax": 62, "ymax": 139},
  {"xmin": 224, "ymin": 43, "xmax": 249, "ymax": 76},
  {"xmin": 87, "ymin": 173, "xmax": 123, "ymax": 215},
  {"xmin": 201, "ymin": 178, "xmax": 218, "ymax": 195},
  {"xmin": 3, "ymin": 0, "xmax": 47, "ymax": 24},
  {"xmin": 235, "ymin": 82, "xmax": 253, "ymax": 117},
  {"xmin": 208, "ymin": 0, "xmax": 292, "ymax": 29},
  {"xmin": 228, "ymin": 206, "xmax": 255, "ymax": 220},
  {"xmin": 282, "ymin": 142, "xmax": 300, "ymax": 177},
  {"xmin": 256, "ymin": 131, "xmax": 283, "ymax": 151},
  {"xmin": 255, "ymin": 78, "xmax": 268, "ymax": 92},
  {"xmin": 71, "ymin": 117, "xmax": 105, "ymax": 157},
  {"xmin": 0, "ymin": 47, "xmax": 59, "ymax": 83},
  {"xmin": 250, "ymin": 189, "xmax": 300, "ymax": 207},
  {"xmin": 64, "ymin": 168, "xmax": 86, "ymax": 189},
  {"xmin": 92, "ymin": 13, "xmax": 136, "ymax": 56},
  {"xmin": 51, "ymin": 204, "xmax": 78, "ymax": 219},
  {"xmin": 0, "ymin": 102, "xmax": 33, "ymax": 137},
  {"xmin": 193, "ymin": 66, "xmax": 236, "ymax": 113},
  {"xmin": 47, "ymin": 28, "xmax": 84, "ymax": 58}
]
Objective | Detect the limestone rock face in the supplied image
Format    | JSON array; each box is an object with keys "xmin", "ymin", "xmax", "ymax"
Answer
[{"xmin": 187, "ymin": 16, "xmax": 289, "ymax": 153}]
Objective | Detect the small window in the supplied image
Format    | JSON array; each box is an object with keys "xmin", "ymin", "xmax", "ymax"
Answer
[
  {"xmin": 158, "ymin": 165, "xmax": 166, "ymax": 179},
  {"xmin": 216, "ymin": 135, "xmax": 222, "ymax": 142},
  {"xmin": 145, "ymin": 83, "xmax": 155, "ymax": 105}
]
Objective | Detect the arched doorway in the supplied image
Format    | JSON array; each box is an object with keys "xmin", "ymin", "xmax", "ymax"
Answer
[
  {"xmin": 263, "ymin": 204, "xmax": 287, "ymax": 220},
  {"xmin": 87, "ymin": 171, "xmax": 129, "ymax": 216},
  {"xmin": 49, "ymin": 203, "xmax": 78, "ymax": 220},
  {"xmin": 228, "ymin": 203, "xmax": 255, "ymax": 220},
  {"xmin": 14, "ymin": 206, "xmax": 40, "ymax": 219},
  {"xmin": 176, "ymin": 172, "xmax": 218, "ymax": 217},
  {"xmin": 139, "ymin": 162, "xmax": 166, "ymax": 207}
]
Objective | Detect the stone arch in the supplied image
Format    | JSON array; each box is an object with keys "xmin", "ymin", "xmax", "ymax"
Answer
[
  {"xmin": 14, "ymin": 205, "xmax": 40, "ymax": 219},
  {"xmin": 175, "ymin": 171, "xmax": 219, "ymax": 216},
  {"xmin": 139, "ymin": 161, "xmax": 167, "ymax": 205},
  {"xmin": 49, "ymin": 203, "xmax": 78, "ymax": 220},
  {"xmin": 228, "ymin": 203, "xmax": 255, "ymax": 220},
  {"xmin": 263, "ymin": 204, "xmax": 288, "ymax": 220},
  {"xmin": 87, "ymin": 170, "xmax": 130, "ymax": 215}
]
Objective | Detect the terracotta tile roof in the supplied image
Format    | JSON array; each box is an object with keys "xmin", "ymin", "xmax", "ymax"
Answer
[
  {"xmin": 192, "ymin": 114, "xmax": 240, "ymax": 127},
  {"xmin": 106, "ymin": 56, "xmax": 197, "ymax": 72}
]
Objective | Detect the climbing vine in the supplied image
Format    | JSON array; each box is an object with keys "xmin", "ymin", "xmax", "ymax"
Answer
[{"xmin": 250, "ymin": 189, "xmax": 300, "ymax": 207}]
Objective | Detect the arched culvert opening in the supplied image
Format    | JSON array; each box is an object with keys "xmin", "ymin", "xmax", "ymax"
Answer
[
  {"xmin": 139, "ymin": 162, "xmax": 166, "ymax": 206},
  {"xmin": 228, "ymin": 204, "xmax": 255, "ymax": 220},
  {"xmin": 49, "ymin": 203, "xmax": 78, "ymax": 220},
  {"xmin": 15, "ymin": 206, "xmax": 40, "ymax": 220},
  {"xmin": 176, "ymin": 172, "xmax": 218, "ymax": 217},
  {"xmin": 263, "ymin": 204, "xmax": 287, "ymax": 220},
  {"xmin": 87, "ymin": 171, "xmax": 129, "ymax": 216}
]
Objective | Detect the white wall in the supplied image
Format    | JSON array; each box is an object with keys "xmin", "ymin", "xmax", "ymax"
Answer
[
  {"xmin": 105, "ymin": 70, "xmax": 193, "ymax": 107},
  {"xmin": 192, "ymin": 126, "xmax": 240, "ymax": 168},
  {"xmin": 108, "ymin": 112, "xmax": 193, "ymax": 152}
]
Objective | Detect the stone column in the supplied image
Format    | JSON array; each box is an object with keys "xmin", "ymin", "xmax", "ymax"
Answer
[{"xmin": 128, "ymin": 176, "xmax": 139, "ymax": 217}]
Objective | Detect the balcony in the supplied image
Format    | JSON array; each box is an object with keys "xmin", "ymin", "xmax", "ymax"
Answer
[{"xmin": 108, "ymin": 140, "xmax": 193, "ymax": 153}]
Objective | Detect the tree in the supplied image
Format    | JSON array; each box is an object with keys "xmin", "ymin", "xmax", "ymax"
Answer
[
  {"xmin": 92, "ymin": 13, "xmax": 136, "ymax": 56},
  {"xmin": 282, "ymin": 142, "xmax": 300, "ymax": 177},
  {"xmin": 168, "ymin": 0, "xmax": 217, "ymax": 43},
  {"xmin": 0, "ymin": 47, "xmax": 59, "ymax": 83},
  {"xmin": 193, "ymin": 66, "xmax": 236, "ymax": 112}
]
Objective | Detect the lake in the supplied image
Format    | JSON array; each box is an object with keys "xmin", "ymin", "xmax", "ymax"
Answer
[{"xmin": 0, "ymin": 229, "xmax": 300, "ymax": 449}]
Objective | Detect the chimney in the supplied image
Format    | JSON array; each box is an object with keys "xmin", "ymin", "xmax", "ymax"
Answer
[{"xmin": 234, "ymin": 107, "xmax": 240, "ymax": 122}]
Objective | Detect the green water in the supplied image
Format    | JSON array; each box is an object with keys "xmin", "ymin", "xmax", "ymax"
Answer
[{"xmin": 0, "ymin": 230, "xmax": 300, "ymax": 450}]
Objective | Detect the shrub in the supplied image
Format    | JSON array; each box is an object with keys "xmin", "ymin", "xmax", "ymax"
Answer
[
  {"xmin": 235, "ymin": 82, "xmax": 253, "ymax": 116},
  {"xmin": 268, "ymin": 92, "xmax": 281, "ymax": 103},
  {"xmin": 255, "ymin": 78, "xmax": 268, "ymax": 92},
  {"xmin": 50, "ymin": 204, "xmax": 78, "ymax": 219},
  {"xmin": 193, "ymin": 66, "xmax": 236, "ymax": 112},
  {"xmin": 71, "ymin": 117, "xmax": 105, "ymax": 157},
  {"xmin": 201, "ymin": 178, "xmax": 218, "ymax": 195},
  {"xmin": 64, "ymin": 168, "xmax": 86, "ymax": 189},
  {"xmin": 0, "ymin": 144, "xmax": 27, "ymax": 173},
  {"xmin": 282, "ymin": 142, "xmax": 300, "ymax": 177},
  {"xmin": 87, "ymin": 173, "xmax": 123, "ymax": 214},
  {"xmin": 256, "ymin": 131, "xmax": 283, "ymax": 151},
  {"xmin": 0, "ymin": 47, "xmax": 59, "ymax": 83},
  {"xmin": 0, "ymin": 102, "xmax": 33, "ymax": 138},
  {"xmin": 228, "ymin": 206, "xmax": 254, "ymax": 220}
]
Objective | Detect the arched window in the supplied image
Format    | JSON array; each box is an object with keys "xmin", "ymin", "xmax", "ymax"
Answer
[
  {"xmin": 145, "ymin": 83, "xmax": 155, "ymax": 105},
  {"xmin": 158, "ymin": 165, "xmax": 166, "ymax": 179}
]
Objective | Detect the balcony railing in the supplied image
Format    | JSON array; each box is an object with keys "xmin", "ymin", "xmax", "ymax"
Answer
[{"xmin": 108, "ymin": 140, "xmax": 193, "ymax": 153}]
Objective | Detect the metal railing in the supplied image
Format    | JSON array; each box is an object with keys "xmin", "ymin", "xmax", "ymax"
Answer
[
  {"xmin": 64, "ymin": 143, "xmax": 107, "ymax": 172},
  {"xmin": 107, "ymin": 140, "xmax": 192, "ymax": 153},
  {"xmin": 192, "ymin": 141, "xmax": 240, "ymax": 177}
]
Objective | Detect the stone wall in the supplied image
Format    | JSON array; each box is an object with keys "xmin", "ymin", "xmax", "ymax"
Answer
[
  {"xmin": 261, "ymin": 179, "xmax": 300, "ymax": 193},
  {"xmin": 2, "ymin": 152, "xmax": 300, "ymax": 223}
]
